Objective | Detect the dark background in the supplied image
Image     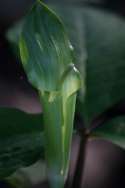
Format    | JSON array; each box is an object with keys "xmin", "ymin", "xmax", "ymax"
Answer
[{"xmin": 0, "ymin": 0, "xmax": 125, "ymax": 188}]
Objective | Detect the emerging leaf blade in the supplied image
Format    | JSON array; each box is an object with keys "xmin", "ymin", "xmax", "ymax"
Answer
[{"xmin": 19, "ymin": 1, "xmax": 73, "ymax": 92}]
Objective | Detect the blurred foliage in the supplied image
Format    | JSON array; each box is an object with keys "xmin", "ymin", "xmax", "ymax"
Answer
[
  {"xmin": 93, "ymin": 117, "xmax": 125, "ymax": 149},
  {"xmin": 0, "ymin": 108, "xmax": 44, "ymax": 178}
]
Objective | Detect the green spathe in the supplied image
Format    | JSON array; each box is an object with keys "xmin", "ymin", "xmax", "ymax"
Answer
[{"xmin": 39, "ymin": 64, "xmax": 81, "ymax": 188}]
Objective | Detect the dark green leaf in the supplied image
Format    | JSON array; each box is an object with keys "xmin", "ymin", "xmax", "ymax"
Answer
[
  {"xmin": 92, "ymin": 117, "xmax": 125, "ymax": 149},
  {"xmin": 0, "ymin": 108, "xmax": 44, "ymax": 179},
  {"xmin": 82, "ymin": 8, "xmax": 125, "ymax": 125}
]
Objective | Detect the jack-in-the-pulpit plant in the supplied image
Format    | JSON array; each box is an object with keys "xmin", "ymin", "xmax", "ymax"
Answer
[{"xmin": 19, "ymin": 1, "xmax": 82, "ymax": 188}]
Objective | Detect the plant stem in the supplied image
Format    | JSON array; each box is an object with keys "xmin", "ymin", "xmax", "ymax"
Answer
[
  {"xmin": 39, "ymin": 92, "xmax": 64, "ymax": 188},
  {"xmin": 72, "ymin": 133, "xmax": 87, "ymax": 188}
]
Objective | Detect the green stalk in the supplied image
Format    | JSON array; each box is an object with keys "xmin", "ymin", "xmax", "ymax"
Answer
[
  {"xmin": 62, "ymin": 93, "xmax": 77, "ymax": 183},
  {"xmin": 61, "ymin": 65, "xmax": 81, "ymax": 178},
  {"xmin": 39, "ymin": 65, "xmax": 81, "ymax": 188},
  {"xmin": 39, "ymin": 92, "xmax": 64, "ymax": 188}
]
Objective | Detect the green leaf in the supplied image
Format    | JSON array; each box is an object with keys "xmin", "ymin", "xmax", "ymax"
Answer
[
  {"xmin": 0, "ymin": 108, "xmax": 44, "ymax": 179},
  {"xmin": 92, "ymin": 117, "xmax": 125, "ymax": 149},
  {"xmin": 82, "ymin": 8, "xmax": 125, "ymax": 125},
  {"xmin": 19, "ymin": 1, "xmax": 74, "ymax": 92}
]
